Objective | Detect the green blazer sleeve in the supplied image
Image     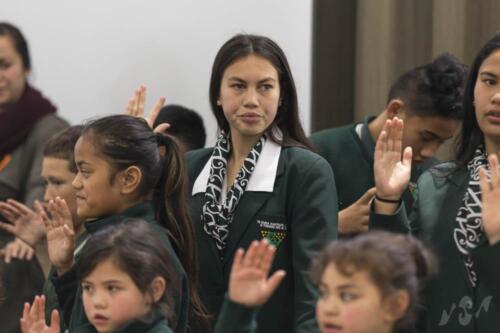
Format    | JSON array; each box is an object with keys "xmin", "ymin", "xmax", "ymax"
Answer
[
  {"xmin": 471, "ymin": 242, "xmax": 500, "ymax": 307},
  {"xmin": 288, "ymin": 154, "xmax": 338, "ymax": 332},
  {"xmin": 214, "ymin": 296, "xmax": 259, "ymax": 333}
]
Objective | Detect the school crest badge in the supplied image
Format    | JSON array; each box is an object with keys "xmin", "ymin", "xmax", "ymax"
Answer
[{"xmin": 256, "ymin": 216, "xmax": 287, "ymax": 248}]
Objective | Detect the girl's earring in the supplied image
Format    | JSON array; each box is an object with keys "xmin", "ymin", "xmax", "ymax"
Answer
[{"xmin": 217, "ymin": 99, "xmax": 222, "ymax": 106}]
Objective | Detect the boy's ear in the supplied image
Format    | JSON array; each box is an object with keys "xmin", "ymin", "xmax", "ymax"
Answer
[
  {"xmin": 119, "ymin": 166, "xmax": 142, "ymax": 194},
  {"xmin": 385, "ymin": 99, "xmax": 405, "ymax": 119},
  {"xmin": 149, "ymin": 276, "xmax": 166, "ymax": 303},
  {"xmin": 383, "ymin": 290, "xmax": 410, "ymax": 323}
]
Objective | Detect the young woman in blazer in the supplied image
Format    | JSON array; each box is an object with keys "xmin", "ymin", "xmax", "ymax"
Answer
[
  {"xmin": 186, "ymin": 34, "xmax": 338, "ymax": 332},
  {"xmin": 371, "ymin": 34, "xmax": 500, "ymax": 333}
]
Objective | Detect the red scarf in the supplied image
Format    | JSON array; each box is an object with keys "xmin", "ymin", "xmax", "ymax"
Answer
[{"xmin": 0, "ymin": 84, "xmax": 56, "ymax": 158}]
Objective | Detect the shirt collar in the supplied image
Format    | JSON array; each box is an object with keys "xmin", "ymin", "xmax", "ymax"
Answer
[
  {"xmin": 192, "ymin": 138, "xmax": 282, "ymax": 195},
  {"xmin": 359, "ymin": 116, "xmax": 377, "ymax": 159}
]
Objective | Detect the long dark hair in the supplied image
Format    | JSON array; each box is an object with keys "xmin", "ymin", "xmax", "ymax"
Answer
[
  {"xmin": 0, "ymin": 22, "xmax": 30, "ymax": 70},
  {"xmin": 311, "ymin": 231, "xmax": 437, "ymax": 331},
  {"xmin": 209, "ymin": 34, "xmax": 312, "ymax": 150},
  {"xmin": 456, "ymin": 34, "xmax": 500, "ymax": 166},
  {"xmin": 77, "ymin": 220, "xmax": 177, "ymax": 324},
  {"xmin": 81, "ymin": 115, "xmax": 208, "ymax": 330}
]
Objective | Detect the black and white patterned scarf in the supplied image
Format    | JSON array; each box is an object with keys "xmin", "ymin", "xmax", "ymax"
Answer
[
  {"xmin": 202, "ymin": 131, "xmax": 266, "ymax": 257},
  {"xmin": 454, "ymin": 146, "xmax": 488, "ymax": 287}
]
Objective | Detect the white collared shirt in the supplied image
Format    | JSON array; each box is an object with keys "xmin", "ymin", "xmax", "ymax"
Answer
[{"xmin": 192, "ymin": 138, "xmax": 282, "ymax": 201}]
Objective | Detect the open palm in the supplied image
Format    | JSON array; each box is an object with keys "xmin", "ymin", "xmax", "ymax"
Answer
[
  {"xmin": 479, "ymin": 154, "xmax": 500, "ymax": 245},
  {"xmin": 124, "ymin": 84, "xmax": 170, "ymax": 134},
  {"xmin": 228, "ymin": 240, "xmax": 286, "ymax": 307},
  {"xmin": 20, "ymin": 295, "xmax": 60, "ymax": 333},
  {"xmin": 0, "ymin": 199, "xmax": 45, "ymax": 247},
  {"xmin": 36, "ymin": 197, "xmax": 75, "ymax": 274},
  {"xmin": 374, "ymin": 118, "xmax": 412, "ymax": 199}
]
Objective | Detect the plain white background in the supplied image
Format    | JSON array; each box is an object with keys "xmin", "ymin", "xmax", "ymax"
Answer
[{"xmin": 1, "ymin": 1, "xmax": 312, "ymax": 145}]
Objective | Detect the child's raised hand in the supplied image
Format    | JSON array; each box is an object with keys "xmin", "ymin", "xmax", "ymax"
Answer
[
  {"xmin": 0, "ymin": 199, "xmax": 45, "ymax": 247},
  {"xmin": 228, "ymin": 239, "xmax": 286, "ymax": 307},
  {"xmin": 124, "ymin": 85, "xmax": 170, "ymax": 133},
  {"xmin": 36, "ymin": 197, "xmax": 75, "ymax": 275},
  {"xmin": 1, "ymin": 238, "xmax": 34, "ymax": 263},
  {"xmin": 20, "ymin": 295, "xmax": 60, "ymax": 333},
  {"xmin": 480, "ymin": 153, "xmax": 500, "ymax": 245},
  {"xmin": 374, "ymin": 118, "xmax": 412, "ymax": 205}
]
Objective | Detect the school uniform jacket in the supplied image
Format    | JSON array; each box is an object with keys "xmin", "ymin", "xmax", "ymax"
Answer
[
  {"xmin": 51, "ymin": 202, "xmax": 188, "ymax": 333},
  {"xmin": 69, "ymin": 311, "xmax": 174, "ymax": 333},
  {"xmin": 186, "ymin": 142, "xmax": 338, "ymax": 333},
  {"xmin": 371, "ymin": 163, "xmax": 500, "ymax": 333},
  {"xmin": 310, "ymin": 118, "xmax": 436, "ymax": 213}
]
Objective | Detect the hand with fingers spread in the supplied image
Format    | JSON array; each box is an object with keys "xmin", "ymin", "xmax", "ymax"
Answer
[
  {"xmin": 339, "ymin": 187, "xmax": 376, "ymax": 234},
  {"xmin": 374, "ymin": 117, "xmax": 412, "ymax": 205},
  {"xmin": 479, "ymin": 153, "xmax": 500, "ymax": 245},
  {"xmin": 20, "ymin": 295, "xmax": 60, "ymax": 333},
  {"xmin": 124, "ymin": 85, "xmax": 170, "ymax": 133},
  {"xmin": 1, "ymin": 238, "xmax": 34, "ymax": 263},
  {"xmin": 228, "ymin": 239, "xmax": 286, "ymax": 307},
  {"xmin": 36, "ymin": 197, "xmax": 75, "ymax": 275},
  {"xmin": 0, "ymin": 199, "xmax": 45, "ymax": 247}
]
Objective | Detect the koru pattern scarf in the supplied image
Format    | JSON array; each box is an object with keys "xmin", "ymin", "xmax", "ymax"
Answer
[
  {"xmin": 201, "ymin": 131, "xmax": 266, "ymax": 258},
  {"xmin": 454, "ymin": 146, "xmax": 488, "ymax": 287}
]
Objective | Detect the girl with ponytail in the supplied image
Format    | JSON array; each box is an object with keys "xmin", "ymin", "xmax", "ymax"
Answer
[{"xmin": 43, "ymin": 114, "xmax": 208, "ymax": 332}]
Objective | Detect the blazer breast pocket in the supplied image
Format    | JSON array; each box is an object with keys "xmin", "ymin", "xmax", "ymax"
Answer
[{"xmin": 255, "ymin": 214, "xmax": 287, "ymax": 249}]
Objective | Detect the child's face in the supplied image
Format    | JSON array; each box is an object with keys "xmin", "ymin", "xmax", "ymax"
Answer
[
  {"xmin": 41, "ymin": 157, "xmax": 80, "ymax": 224},
  {"xmin": 82, "ymin": 259, "xmax": 151, "ymax": 333},
  {"xmin": 72, "ymin": 136, "xmax": 126, "ymax": 220},
  {"xmin": 316, "ymin": 263, "xmax": 394, "ymax": 333}
]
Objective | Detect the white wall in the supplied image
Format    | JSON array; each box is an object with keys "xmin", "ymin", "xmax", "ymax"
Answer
[{"xmin": 2, "ymin": 0, "xmax": 312, "ymax": 145}]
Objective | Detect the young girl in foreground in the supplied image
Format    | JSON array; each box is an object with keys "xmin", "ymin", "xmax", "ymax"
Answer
[
  {"xmin": 43, "ymin": 115, "xmax": 206, "ymax": 332},
  {"xmin": 214, "ymin": 231, "xmax": 437, "ymax": 333},
  {"xmin": 21, "ymin": 220, "xmax": 177, "ymax": 333}
]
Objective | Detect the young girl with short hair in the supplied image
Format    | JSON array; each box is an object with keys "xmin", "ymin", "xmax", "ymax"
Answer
[
  {"xmin": 21, "ymin": 220, "xmax": 179, "ymax": 333},
  {"xmin": 215, "ymin": 231, "xmax": 437, "ymax": 333}
]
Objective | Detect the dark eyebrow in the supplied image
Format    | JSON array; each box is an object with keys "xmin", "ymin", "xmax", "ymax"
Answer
[
  {"xmin": 102, "ymin": 280, "xmax": 125, "ymax": 285},
  {"xmin": 479, "ymin": 71, "xmax": 497, "ymax": 79},
  {"xmin": 47, "ymin": 176, "xmax": 63, "ymax": 182},
  {"xmin": 76, "ymin": 161, "xmax": 90, "ymax": 168},
  {"xmin": 336, "ymin": 283, "xmax": 357, "ymax": 290},
  {"xmin": 422, "ymin": 130, "xmax": 452, "ymax": 141},
  {"xmin": 227, "ymin": 77, "xmax": 277, "ymax": 84}
]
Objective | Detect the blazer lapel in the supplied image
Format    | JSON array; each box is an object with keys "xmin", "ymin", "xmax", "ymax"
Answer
[
  {"xmin": 222, "ymin": 150, "xmax": 287, "ymax": 265},
  {"xmin": 191, "ymin": 192, "xmax": 224, "ymax": 272},
  {"xmin": 435, "ymin": 168, "xmax": 474, "ymax": 292}
]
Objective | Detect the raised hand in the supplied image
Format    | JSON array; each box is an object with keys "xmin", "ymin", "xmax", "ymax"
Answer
[
  {"xmin": 374, "ymin": 117, "xmax": 412, "ymax": 201},
  {"xmin": 228, "ymin": 239, "xmax": 286, "ymax": 307},
  {"xmin": 0, "ymin": 238, "xmax": 34, "ymax": 263},
  {"xmin": 20, "ymin": 295, "xmax": 60, "ymax": 333},
  {"xmin": 124, "ymin": 85, "xmax": 169, "ymax": 133},
  {"xmin": 0, "ymin": 199, "xmax": 45, "ymax": 247},
  {"xmin": 339, "ymin": 187, "xmax": 376, "ymax": 234},
  {"xmin": 36, "ymin": 197, "xmax": 75, "ymax": 275},
  {"xmin": 479, "ymin": 153, "xmax": 500, "ymax": 245}
]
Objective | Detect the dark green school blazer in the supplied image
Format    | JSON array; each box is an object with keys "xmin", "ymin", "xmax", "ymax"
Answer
[
  {"xmin": 186, "ymin": 146, "xmax": 338, "ymax": 333},
  {"xmin": 51, "ymin": 202, "xmax": 188, "ymax": 333},
  {"xmin": 310, "ymin": 120, "xmax": 436, "ymax": 213},
  {"xmin": 69, "ymin": 312, "xmax": 174, "ymax": 333},
  {"xmin": 371, "ymin": 163, "xmax": 500, "ymax": 333}
]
